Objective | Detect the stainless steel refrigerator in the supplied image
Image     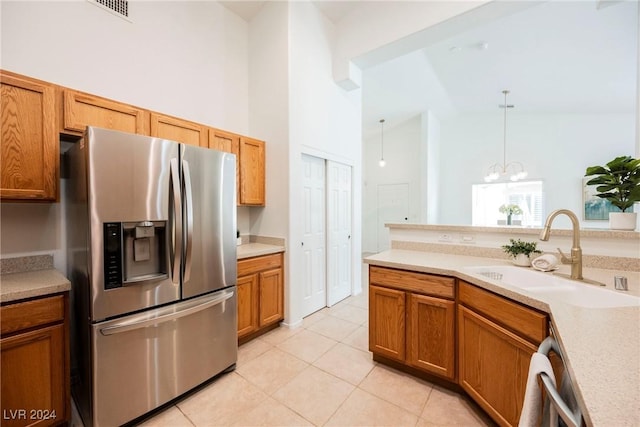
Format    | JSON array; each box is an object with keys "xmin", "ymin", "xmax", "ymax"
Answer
[{"xmin": 66, "ymin": 126, "xmax": 237, "ymax": 427}]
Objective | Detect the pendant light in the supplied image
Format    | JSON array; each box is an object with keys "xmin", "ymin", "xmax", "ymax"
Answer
[
  {"xmin": 484, "ymin": 90, "xmax": 528, "ymax": 182},
  {"xmin": 379, "ymin": 119, "xmax": 386, "ymax": 167}
]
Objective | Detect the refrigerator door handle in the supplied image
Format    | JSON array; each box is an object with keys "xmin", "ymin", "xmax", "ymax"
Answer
[
  {"xmin": 99, "ymin": 289, "xmax": 234, "ymax": 336},
  {"xmin": 183, "ymin": 160, "xmax": 194, "ymax": 283},
  {"xmin": 169, "ymin": 158, "xmax": 182, "ymax": 284}
]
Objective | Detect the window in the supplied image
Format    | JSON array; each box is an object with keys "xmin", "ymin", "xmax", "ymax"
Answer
[{"xmin": 472, "ymin": 180, "xmax": 544, "ymax": 227}]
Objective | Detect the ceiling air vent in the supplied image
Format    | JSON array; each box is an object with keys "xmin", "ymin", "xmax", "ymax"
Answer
[{"xmin": 88, "ymin": 0, "xmax": 131, "ymax": 22}]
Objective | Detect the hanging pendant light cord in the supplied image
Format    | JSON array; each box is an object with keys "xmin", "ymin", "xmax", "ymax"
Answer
[
  {"xmin": 484, "ymin": 89, "xmax": 527, "ymax": 182},
  {"xmin": 502, "ymin": 90, "xmax": 508, "ymax": 172},
  {"xmin": 379, "ymin": 119, "xmax": 386, "ymax": 167}
]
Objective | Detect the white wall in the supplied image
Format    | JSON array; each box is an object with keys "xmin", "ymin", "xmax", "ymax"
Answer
[
  {"xmin": 424, "ymin": 110, "xmax": 441, "ymax": 224},
  {"xmin": 362, "ymin": 116, "xmax": 423, "ymax": 253},
  {"xmin": 0, "ymin": 1, "xmax": 249, "ymax": 272},
  {"xmin": 287, "ymin": 1, "xmax": 363, "ymax": 325},
  {"xmin": 0, "ymin": 1, "xmax": 248, "ymax": 131},
  {"xmin": 438, "ymin": 112, "xmax": 636, "ymax": 228},
  {"xmin": 247, "ymin": 0, "xmax": 290, "ymax": 241}
]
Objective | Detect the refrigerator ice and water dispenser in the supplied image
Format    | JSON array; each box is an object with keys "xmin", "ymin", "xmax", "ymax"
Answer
[{"xmin": 103, "ymin": 221, "xmax": 168, "ymax": 289}]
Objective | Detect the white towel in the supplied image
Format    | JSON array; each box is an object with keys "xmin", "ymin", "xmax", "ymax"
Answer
[
  {"xmin": 519, "ymin": 353, "xmax": 556, "ymax": 427},
  {"xmin": 531, "ymin": 254, "xmax": 559, "ymax": 272}
]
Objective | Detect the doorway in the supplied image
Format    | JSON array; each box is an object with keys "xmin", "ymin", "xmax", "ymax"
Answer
[{"xmin": 377, "ymin": 183, "xmax": 409, "ymax": 251}]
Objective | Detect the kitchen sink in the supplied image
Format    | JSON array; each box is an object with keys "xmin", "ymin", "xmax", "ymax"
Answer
[
  {"xmin": 463, "ymin": 265, "xmax": 640, "ymax": 308},
  {"xmin": 463, "ymin": 265, "xmax": 577, "ymax": 291}
]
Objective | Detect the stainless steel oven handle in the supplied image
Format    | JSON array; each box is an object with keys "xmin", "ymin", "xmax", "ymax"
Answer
[
  {"xmin": 169, "ymin": 158, "xmax": 182, "ymax": 284},
  {"xmin": 182, "ymin": 160, "xmax": 194, "ymax": 283},
  {"xmin": 100, "ymin": 290, "xmax": 234, "ymax": 336}
]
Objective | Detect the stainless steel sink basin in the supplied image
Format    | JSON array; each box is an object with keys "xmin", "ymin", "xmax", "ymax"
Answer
[{"xmin": 463, "ymin": 265, "xmax": 639, "ymax": 308}]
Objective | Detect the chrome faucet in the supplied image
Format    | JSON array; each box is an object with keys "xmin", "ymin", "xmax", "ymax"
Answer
[{"xmin": 539, "ymin": 209, "xmax": 583, "ymax": 280}]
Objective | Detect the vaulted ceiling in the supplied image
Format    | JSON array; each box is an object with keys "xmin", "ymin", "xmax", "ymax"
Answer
[{"xmin": 220, "ymin": 1, "xmax": 638, "ymax": 138}]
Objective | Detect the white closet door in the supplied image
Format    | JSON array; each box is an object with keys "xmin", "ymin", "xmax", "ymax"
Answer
[
  {"xmin": 301, "ymin": 154, "xmax": 327, "ymax": 317},
  {"xmin": 327, "ymin": 161, "xmax": 352, "ymax": 307}
]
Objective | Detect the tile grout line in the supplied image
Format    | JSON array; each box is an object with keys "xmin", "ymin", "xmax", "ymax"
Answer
[{"xmin": 176, "ymin": 404, "xmax": 197, "ymax": 427}]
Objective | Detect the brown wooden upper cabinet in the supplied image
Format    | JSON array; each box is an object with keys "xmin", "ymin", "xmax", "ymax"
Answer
[
  {"xmin": 62, "ymin": 89, "xmax": 148, "ymax": 137},
  {"xmin": 209, "ymin": 128, "xmax": 240, "ymax": 154},
  {"xmin": 149, "ymin": 113, "xmax": 207, "ymax": 147},
  {"xmin": 209, "ymin": 128, "xmax": 241, "ymax": 204},
  {"xmin": 239, "ymin": 136, "xmax": 265, "ymax": 206},
  {"xmin": 1, "ymin": 71, "xmax": 58, "ymax": 201}
]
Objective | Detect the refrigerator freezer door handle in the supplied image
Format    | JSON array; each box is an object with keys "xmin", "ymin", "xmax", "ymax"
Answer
[
  {"xmin": 183, "ymin": 160, "xmax": 194, "ymax": 283},
  {"xmin": 99, "ymin": 289, "xmax": 234, "ymax": 336},
  {"xmin": 169, "ymin": 159, "xmax": 182, "ymax": 284}
]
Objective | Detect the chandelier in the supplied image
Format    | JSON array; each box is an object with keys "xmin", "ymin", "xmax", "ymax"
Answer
[{"xmin": 484, "ymin": 90, "xmax": 528, "ymax": 182}]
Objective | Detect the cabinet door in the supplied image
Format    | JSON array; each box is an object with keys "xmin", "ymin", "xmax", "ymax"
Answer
[
  {"xmin": 458, "ymin": 305, "xmax": 537, "ymax": 427},
  {"xmin": 1, "ymin": 324, "xmax": 66, "ymax": 427},
  {"xmin": 150, "ymin": 113, "xmax": 207, "ymax": 147},
  {"xmin": 407, "ymin": 293, "xmax": 455, "ymax": 379},
  {"xmin": 238, "ymin": 136, "xmax": 265, "ymax": 206},
  {"xmin": 258, "ymin": 267, "xmax": 283, "ymax": 327},
  {"xmin": 1, "ymin": 72, "xmax": 58, "ymax": 201},
  {"xmin": 237, "ymin": 274, "xmax": 259, "ymax": 338},
  {"xmin": 63, "ymin": 89, "xmax": 147, "ymax": 135},
  {"xmin": 209, "ymin": 128, "xmax": 239, "ymax": 154},
  {"xmin": 209, "ymin": 129, "xmax": 241, "ymax": 204},
  {"xmin": 369, "ymin": 285, "xmax": 405, "ymax": 362}
]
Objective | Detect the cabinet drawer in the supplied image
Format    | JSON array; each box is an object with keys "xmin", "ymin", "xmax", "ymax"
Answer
[
  {"xmin": 238, "ymin": 253, "xmax": 283, "ymax": 276},
  {"xmin": 369, "ymin": 266, "xmax": 454, "ymax": 299},
  {"xmin": 459, "ymin": 281, "xmax": 547, "ymax": 344},
  {"xmin": 1, "ymin": 295, "xmax": 65, "ymax": 336}
]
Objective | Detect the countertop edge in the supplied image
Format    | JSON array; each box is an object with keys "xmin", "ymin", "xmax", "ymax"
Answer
[
  {"xmin": 1, "ymin": 269, "xmax": 71, "ymax": 303},
  {"xmin": 237, "ymin": 243, "xmax": 286, "ymax": 260}
]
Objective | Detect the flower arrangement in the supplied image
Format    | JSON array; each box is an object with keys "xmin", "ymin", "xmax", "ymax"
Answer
[
  {"xmin": 498, "ymin": 204, "xmax": 523, "ymax": 216},
  {"xmin": 499, "ymin": 204, "xmax": 522, "ymax": 225}
]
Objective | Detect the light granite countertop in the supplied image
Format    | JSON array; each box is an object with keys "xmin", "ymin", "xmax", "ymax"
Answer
[
  {"xmin": 1, "ymin": 269, "xmax": 71, "ymax": 303},
  {"xmin": 364, "ymin": 249, "xmax": 640, "ymax": 427},
  {"xmin": 237, "ymin": 242, "xmax": 285, "ymax": 260}
]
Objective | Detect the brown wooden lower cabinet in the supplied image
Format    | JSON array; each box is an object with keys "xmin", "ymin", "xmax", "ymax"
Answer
[
  {"xmin": 368, "ymin": 266, "xmax": 550, "ymax": 427},
  {"xmin": 0, "ymin": 293, "xmax": 70, "ymax": 427},
  {"xmin": 237, "ymin": 252, "xmax": 284, "ymax": 342},
  {"xmin": 458, "ymin": 305, "xmax": 538, "ymax": 426},
  {"xmin": 457, "ymin": 280, "xmax": 547, "ymax": 427},
  {"xmin": 407, "ymin": 293, "xmax": 456, "ymax": 380},
  {"xmin": 369, "ymin": 284, "xmax": 406, "ymax": 361},
  {"xmin": 237, "ymin": 274, "xmax": 259, "ymax": 337},
  {"xmin": 368, "ymin": 266, "xmax": 456, "ymax": 380}
]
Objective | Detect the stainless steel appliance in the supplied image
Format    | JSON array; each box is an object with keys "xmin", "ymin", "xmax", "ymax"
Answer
[{"xmin": 66, "ymin": 127, "xmax": 237, "ymax": 427}]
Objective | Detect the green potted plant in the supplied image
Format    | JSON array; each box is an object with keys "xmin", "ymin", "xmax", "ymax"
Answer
[
  {"xmin": 501, "ymin": 238, "xmax": 542, "ymax": 267},
  {"xmin": 585, "ymin": 156, "xmax": 640, "ymax": 230},
  {"xmin": 499, "ymin": 204, "xmax": 522, "ymax": 226}
]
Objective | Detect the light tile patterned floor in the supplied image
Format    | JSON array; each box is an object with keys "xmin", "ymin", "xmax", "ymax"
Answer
[{"xmin": 137, "ymin": 291, "xmax": 493, "ymax": 427}]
